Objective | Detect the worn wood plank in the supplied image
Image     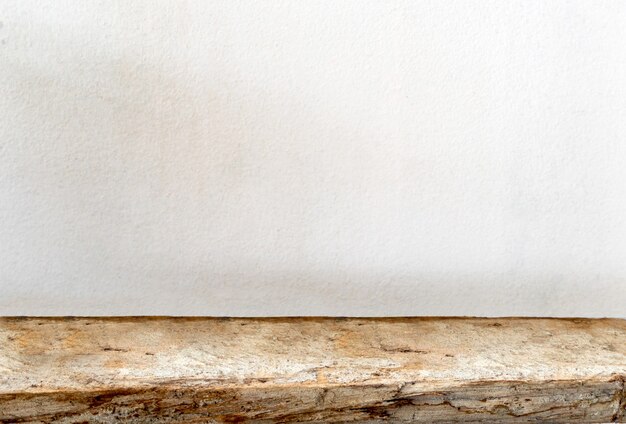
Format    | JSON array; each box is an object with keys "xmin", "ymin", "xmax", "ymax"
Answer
[{"xmin": 0, "ymin": 317, "xmax": 625, "ymax": 423}]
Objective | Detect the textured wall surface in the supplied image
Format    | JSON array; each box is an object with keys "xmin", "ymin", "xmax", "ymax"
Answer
[{"xmin": 1, "ymin": 1, "xmax": 625, "ymax": 316}]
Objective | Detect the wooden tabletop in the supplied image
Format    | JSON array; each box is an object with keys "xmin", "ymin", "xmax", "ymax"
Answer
[{"xmin": 1, "ymin": 317, "xmax": 625, "ymax": 423}]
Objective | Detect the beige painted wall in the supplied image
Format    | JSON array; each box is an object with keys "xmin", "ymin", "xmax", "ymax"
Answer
[{"xmin": 1, "ymin": 1, "xmax": 625, "ymax": 316}]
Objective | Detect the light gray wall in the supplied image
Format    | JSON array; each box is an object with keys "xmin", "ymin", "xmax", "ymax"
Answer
[{"xmin": 1, "ymin": 1, "xmax": 625, "ymax": 316}]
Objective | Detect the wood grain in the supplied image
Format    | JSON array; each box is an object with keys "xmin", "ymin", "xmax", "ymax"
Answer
[{"xmin": 1, "ymin": 317, "xmax": 625, "ymax": 423}]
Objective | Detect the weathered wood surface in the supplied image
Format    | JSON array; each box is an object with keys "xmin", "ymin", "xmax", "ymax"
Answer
[{"xmin": 0, "ymin": 317, "xmax": 625, "ymax": 423}]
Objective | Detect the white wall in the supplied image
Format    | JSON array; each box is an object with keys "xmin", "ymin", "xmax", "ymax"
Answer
[{"xmin": 1, "ymin": 1, "xmax": 625, "ymax": 316}]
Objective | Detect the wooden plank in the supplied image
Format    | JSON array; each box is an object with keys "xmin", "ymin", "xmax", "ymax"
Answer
[{"xmin": 1, "ymin": 317, "xmax": 625, "ymax": 423}]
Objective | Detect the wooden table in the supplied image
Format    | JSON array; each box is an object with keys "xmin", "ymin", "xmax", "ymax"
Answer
[{"xmin": 1, "ymin": 317, "xmax": 625, "ymax": 422}]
